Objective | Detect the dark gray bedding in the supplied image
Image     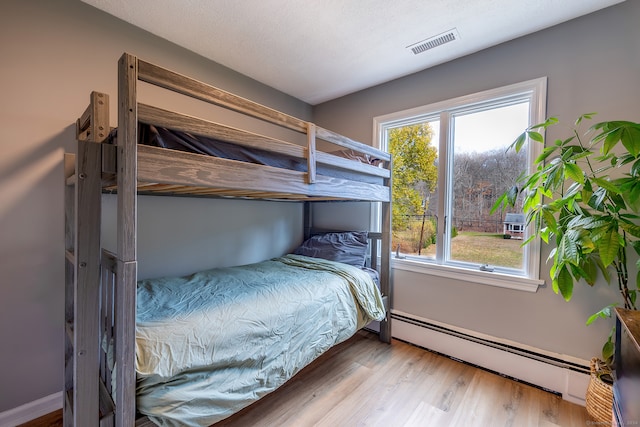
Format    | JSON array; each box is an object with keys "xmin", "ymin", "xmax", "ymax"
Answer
[{"xmin": 134, "ymin": 124, "xmax": 383, "ymax": 184}]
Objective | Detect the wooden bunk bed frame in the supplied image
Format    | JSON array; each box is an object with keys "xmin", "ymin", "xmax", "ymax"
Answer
[{"xmin": 64, "ymin": 52, "xmax": 392, "ymax": 426}]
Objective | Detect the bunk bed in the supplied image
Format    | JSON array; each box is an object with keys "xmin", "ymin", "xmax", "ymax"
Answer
[{"xmin": 64, "ymin": 52, "xmax": 392, "ymax": 427}]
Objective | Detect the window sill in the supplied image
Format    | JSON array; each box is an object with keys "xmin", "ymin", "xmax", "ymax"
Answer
[{"xmin": 391, "ymin": 257, "xmax": 544, "ymax": 292}]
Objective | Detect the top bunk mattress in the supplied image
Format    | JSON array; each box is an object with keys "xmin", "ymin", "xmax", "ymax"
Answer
[
  {"xmin": 100, "ymin": 122, "xmax": 391, "ymax": 201},
  {"xmin": 137, "ymin": 123, "xmax": 384, "ymax": 185}
]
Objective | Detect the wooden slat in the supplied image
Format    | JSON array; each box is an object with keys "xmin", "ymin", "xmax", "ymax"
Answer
[
  {"xmin": 90, "ymin": 92, "xmax": 110, "ymax": 143},
  {"xmin": 77, "ymin": 92, "xmax": 110, "ymax": 143},
  {"xmin": 316, "ymin": 126, "xmax": 391, "ymax": 161},
  {"xmin": 73, "ymin": 139, "xmax": 102, "ymax": 425},
  {"xmin": 114, "ymin": 260, "xmax": 137, "ymax": 427},
  {"xmin": 64, "ymin": 147, "xmax": 76, "ymax": 405},
  {"xmin": 137, "ymin": 59, "xmax": 308, "ymax": 134},
  {"xmin": 138, "ymin": 103, "xmax": 304, "ymax": 157},
  {"xmin": 320, "ymin": 152, "xmax": 390, "ymax": 179},
  {"xmin": 379, "ymin": 203, "xmax": 392, "ymax": 343},
  {"xmin": 117, "ymin": 53, "xmax": 138, "ymax": 262},
  {"xmin": 307, "ymin": 122, "xmax": 316, "ymax": 184},
  {"xmin": 136, "ymin": 145, "xmax": 390, "ymax": 202},
  {"xmin": 115, "ymin": 52, "xmax": 138, "ymax": 427}
]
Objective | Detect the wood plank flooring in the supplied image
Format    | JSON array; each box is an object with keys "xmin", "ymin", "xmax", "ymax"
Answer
[{"xmin": 20, "ymin": 330, "xmax": 591, "ymax": 427}]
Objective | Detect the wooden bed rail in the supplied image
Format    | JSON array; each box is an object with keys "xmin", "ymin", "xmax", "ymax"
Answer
[
  {"xmin": 135, "ymin": 54, "xmax": 389, "ymax": 163},
  {"xmin": 137, "ymin": 103, "xmax": 390, "ymax": 180},
  {"xmin": 76, "ymin": 91, "xmax": 110, "ymax": 143},
  {"xmin": 138, "ymin": 58, "xmax": 307, "ymax": 134}
]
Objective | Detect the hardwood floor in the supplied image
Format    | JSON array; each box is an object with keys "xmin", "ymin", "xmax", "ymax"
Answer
[{"xmin": 21, "ymin": 330, "xmax": 591, "ymax": 427}]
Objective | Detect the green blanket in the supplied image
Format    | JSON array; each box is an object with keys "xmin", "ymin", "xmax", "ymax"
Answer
[{"xmin": 134, "ymin": 254, "xmax": 385, "ymax": 427}]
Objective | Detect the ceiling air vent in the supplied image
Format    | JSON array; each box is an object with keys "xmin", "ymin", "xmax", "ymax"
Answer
[{"xmin": 407, "ymin": 28, "xmax": 459, "ymax": 55}]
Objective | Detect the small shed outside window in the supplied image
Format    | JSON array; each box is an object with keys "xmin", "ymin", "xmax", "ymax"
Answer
[{"xmin": 503, "ymin": 213, "xmax": 525, "ymax": 238}]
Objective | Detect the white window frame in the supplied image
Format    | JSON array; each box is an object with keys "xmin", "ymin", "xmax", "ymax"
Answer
[{"xmin": 373, "ymin": 78, "xmax": 547, "ymax": 292}]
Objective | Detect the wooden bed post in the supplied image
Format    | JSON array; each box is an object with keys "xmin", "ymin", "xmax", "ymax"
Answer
[
  {"xmin": 115, "ymin": 52, "xmax": 138, "ymax": 427},
  {"xmin": 306, "ymin": 122, "xmax": 316, "ymax": 184},
  {"xmin": 64, "ymin": 92, "xmax": 108, "ymax": 425},
  {"xmin": 379, "ymin": 158, "xmax": 393, "ymax": 344}
]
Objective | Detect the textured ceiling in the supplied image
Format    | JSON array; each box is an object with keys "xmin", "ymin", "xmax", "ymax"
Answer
[{"xmin": 81, "ymin": 0, "xmax": 625, "ymax": 105}]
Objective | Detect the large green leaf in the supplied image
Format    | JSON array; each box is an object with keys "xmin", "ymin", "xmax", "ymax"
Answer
[
  {"xmin": 597, "ymin": 227, "xmax": 620, "ymax": 267},
  {"xmin": 552, "ymin": 265, "xmax": 574, "ymax": 301},
  {"xmin": 527, "ymin": 130, "xmax": 544, "ymax": 143},
  {"xmin": 619, "ymin": 219, "xmax": 640, "ymax": 238},
  {"xmin": 602, "ymin": 335, "xmax": 615, "ymax": 364},
  {"xmin": 586, "ymin": 305, "xmax": 614, "ymax": 325},
  {"xmin": 619, "ymin": 122, "xmax": 640, "ymax": 157},
  {"xmin": 535, "ymin": 146, "xmax": 558, "ymax": 163},
  {"xmin": 593, "ymin": 177, "xmax": 622, "ymax": 194},
  {"xmin": 558, "ymin": 233, "xmax": 579, "ymax": 265},
  {"xmin": 541, "ymin": 207, "xmax": 558, "ymax": 234},
  {"xmin": 564, "ymin": 163, "xmax": 584, "ymax": 184},
  {"xmin": 510, "ymin": 132, "xmax": 527, "ymax": 152},
  {"xmin": 581, "ymin": 258, "xmax": 598, "ymax": 286},
  {"xmin": 593, "ymin": 121, "xmax": 640, "ymax": 157},
  {"xmin": 624, "ymin": 180, "xmax": 640, "ymax": 212},
  {"xmin": 575, "ymin": 113, "xmax": 597, "ymax": 126},
  {"xmin": 631, "ymin": 158, "xmax": 640, "ymax": 177}
]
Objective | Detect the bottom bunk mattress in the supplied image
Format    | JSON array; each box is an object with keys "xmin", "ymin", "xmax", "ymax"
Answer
[{"xmin": 133, "ymin": 254, "xmax": 386, "ymax": 427}]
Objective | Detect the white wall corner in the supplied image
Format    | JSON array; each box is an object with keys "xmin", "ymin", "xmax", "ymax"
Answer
[{"xmin": 0, "ymin": 392, "xmax": 62, "ymax": 427}]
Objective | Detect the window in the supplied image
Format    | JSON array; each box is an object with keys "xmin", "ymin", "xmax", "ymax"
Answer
[{"xmin": 374, "ymin": 78, "xmax": 547, "ymax": 291}]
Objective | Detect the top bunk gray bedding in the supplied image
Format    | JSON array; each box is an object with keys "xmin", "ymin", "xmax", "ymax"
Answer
[
  {"xmin": 133, "ymin": 124, "xmax": 384, "ymax": 185},
  {"xmin": 133, "ymin": 254, "xmax": 385, "ymax": 427}
]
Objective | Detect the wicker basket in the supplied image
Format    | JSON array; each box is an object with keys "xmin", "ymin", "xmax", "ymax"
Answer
[{"xmin": 585, "ymin": 357, "xmax": 614, "ymax": 423}]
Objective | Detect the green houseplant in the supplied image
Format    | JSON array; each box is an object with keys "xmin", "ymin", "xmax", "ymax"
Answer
[{"xmin": 492, "ymin": 114, "xmax": 640, "ymax": 364}]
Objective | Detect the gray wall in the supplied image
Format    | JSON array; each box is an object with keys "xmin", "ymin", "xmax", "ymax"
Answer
[
  {"xmin": 313, "ymin": 0, "xmax": 640, "ymax": 361},
  {"xmin": 0, "ymin": 0, "xmax": 311, "ymax": 412}
]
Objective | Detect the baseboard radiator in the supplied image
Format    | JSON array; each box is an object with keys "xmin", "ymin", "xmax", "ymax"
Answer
[{"xmin": 391, "ymin": 311, "xmax": 590, "ymax": 406}]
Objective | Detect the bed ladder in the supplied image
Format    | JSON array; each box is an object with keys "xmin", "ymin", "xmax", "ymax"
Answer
[{"xmin": 64, "ymin": 92, "xmax": 113, "ymax": 426}]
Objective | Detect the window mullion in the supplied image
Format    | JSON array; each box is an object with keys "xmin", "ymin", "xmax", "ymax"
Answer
[{"xmin": 435, "ymin": 111, "xmax": 450, "ymax": 263}]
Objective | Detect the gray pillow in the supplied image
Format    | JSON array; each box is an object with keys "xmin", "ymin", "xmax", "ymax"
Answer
[{"xmin": 293, "ymin": 231, "xmax": 368, "ymax": 268}]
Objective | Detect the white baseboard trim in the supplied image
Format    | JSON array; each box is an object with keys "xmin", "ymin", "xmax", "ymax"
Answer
[
  {"xmin": 0, "ymin": 392, "xmax": 62, "ymax": 427},
  {"xmin": 391, "ymin": 310, "xmax": 590, "ymax": 406}
]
